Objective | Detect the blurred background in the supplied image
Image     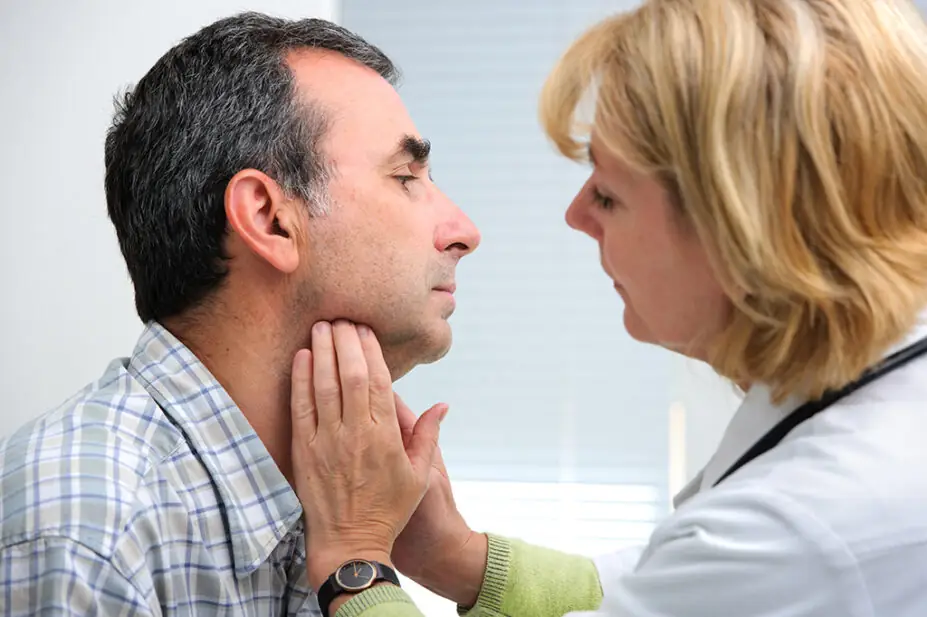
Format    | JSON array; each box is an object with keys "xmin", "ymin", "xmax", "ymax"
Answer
[{"xmin": 0, "ymin": 0, "xmax": 799, "ymax": 613}]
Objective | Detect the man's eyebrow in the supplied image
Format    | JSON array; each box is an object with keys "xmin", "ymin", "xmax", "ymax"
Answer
[{"xmin": 390, "ymin": 134, "xmax": 431, "ymax": 165}]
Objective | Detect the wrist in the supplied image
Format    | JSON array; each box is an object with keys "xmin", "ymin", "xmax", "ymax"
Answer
[
  {"xmin": 414, "ymin": 531, "xmax": 488, "ymax": 606},
  {"xmin": 308, "ymin": 548, "xmax": 394, "ymax": 592}
]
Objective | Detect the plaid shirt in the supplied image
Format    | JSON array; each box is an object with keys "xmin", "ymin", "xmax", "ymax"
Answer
[{"xmin": 0, "ymin": 323, "xmax": 319, "ymax": 616}]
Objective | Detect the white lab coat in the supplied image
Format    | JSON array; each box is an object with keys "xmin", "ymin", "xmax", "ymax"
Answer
[{"xmin": 573, "ymin": 314, "xmax": 927, "ymax": 617}]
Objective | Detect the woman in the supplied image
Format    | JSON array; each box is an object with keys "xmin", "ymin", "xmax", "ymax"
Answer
[{"xmin": 291, "ymin": 0, "xmax": 927, "ymax": 615}]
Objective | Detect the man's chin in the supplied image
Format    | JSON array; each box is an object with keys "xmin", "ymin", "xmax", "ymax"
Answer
[
  {"xmin": 384, "ymin": 324, "xmax": 453, "ymax": 381},
  {"xmin": 421, "ymin": 335, "xmax": 452, "ymax": 365}
]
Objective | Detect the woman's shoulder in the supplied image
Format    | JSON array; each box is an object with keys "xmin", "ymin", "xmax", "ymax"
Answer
[
  {"xmin": 606, "ymin": 468, "xmax": 921, "ymax": 616},
  {"xmin": 665, "ymin": 392, "xmax": 927, "ymax": 589}
]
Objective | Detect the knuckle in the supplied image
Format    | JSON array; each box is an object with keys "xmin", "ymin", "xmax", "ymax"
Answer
[
  {"xmin": 341, "ymin": 369, "xmax": 368, "ymax": 390},
  {"xmin": 368, "ymin": 376, "xmax": 392, "ymax": 396},
  {"xmin": 291, "ymin": 404, "xmax": 314, "ymax": 423},
  {"xmin": 314, "ymin": 384, "xmax": 341, "ymax": 403}
]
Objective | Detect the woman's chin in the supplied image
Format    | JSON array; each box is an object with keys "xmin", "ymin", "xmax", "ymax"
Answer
[
  {"xmin": 622, "ymin": 305, "xmax": 655, "ymax": 344},
  {"xmin": 622, "ymin": 308, "xmax": 707, "ymax": 360}
]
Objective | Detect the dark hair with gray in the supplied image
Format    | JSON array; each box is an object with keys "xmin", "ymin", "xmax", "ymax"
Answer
[{"xmin": 104, "ymin": 12, "xmax": 399, "ymax": 323}]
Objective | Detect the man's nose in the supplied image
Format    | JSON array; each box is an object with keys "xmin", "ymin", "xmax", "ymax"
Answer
[{"xmin": 437, "ymin": 195, "xmax": 481, "ymax": 259}]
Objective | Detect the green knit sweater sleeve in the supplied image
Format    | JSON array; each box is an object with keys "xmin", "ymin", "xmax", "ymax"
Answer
[
  {"xmin": 334, "ymin": 585, "xmax": 425, "ymax": 617},
  {"xmin": 334, "ymin": 534, "xmax": 602, "ymax": 617},
  {"xmin": 459, "ymin": 534, "xmax": 602, "ymax": 617}
]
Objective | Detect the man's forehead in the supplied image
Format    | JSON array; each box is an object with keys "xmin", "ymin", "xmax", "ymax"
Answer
[{"xmin": 287, "ymin": 50, "xmax": 420, "ymax": 164}]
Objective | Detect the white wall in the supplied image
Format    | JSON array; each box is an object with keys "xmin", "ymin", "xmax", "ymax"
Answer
[{"xmin": 0, "ymin": 0, "xmax": 337, "ymax": 437}]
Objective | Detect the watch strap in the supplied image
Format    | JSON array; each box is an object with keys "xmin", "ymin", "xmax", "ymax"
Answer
[{"xmin": 318, "ymin": 561, "xmax": 400, "ymax": 617}]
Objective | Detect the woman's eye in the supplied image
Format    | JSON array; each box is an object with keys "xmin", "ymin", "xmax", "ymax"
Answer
[
  {"xmin": 395, "ymin": 175, "xmax": 418, "ymax": 187},
  {"xmin": 592, "ymin": 187, "xmax": 615, "ymax": 210}
]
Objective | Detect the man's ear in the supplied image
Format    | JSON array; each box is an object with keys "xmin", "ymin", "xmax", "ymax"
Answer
[{"xmin": 224, "ymin": 169, "xmax": 303, "ymax": 274}]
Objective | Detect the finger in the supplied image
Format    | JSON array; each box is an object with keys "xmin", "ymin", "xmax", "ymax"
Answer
[
  {"xmin": 332, "ymin": 320, "xmax": 369, "ymax": 427},
  {"xmin": 406, "ymin": 403, "xmax": 449, "ymax": 484},
  {"xmin": 311, "ymin": 321, "xmax": 342, "ymax": 429},
  {"xmin": 394, "ymin": 393, "xmax": 417, "ymax": 448},
  {"xmin": 358, "ymin": 324, "xmax": 395, "ymax": 423},
  {"xmin": 290, "ymin": 349, "xmax": 317, "ymax": 442}
]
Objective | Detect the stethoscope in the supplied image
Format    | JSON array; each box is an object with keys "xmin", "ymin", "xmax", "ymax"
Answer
[{"xmin": 715, "ymin": 335, "xmax": 927, "ymax": 486}]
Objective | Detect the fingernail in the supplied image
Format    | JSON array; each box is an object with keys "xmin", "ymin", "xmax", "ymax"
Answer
[
  {"xmin": 313, "ymin": 321, "xmax": 329, "ymax": 335},
  {"xmin": 439, "ymin": 406, "xmax": 449, "ymax": 424},
  {"xmin": 357, "ymin": 325, "xmax": 369, "ymax": 338}
]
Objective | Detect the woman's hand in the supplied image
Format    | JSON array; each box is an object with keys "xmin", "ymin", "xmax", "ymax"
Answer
[
  {"xmin": 290, "ymin": 320, "xmax": 448, "ymax": 591},
  {"xmin": 391, "ymin": 394, "xmax": 489, "ymax": 607}
]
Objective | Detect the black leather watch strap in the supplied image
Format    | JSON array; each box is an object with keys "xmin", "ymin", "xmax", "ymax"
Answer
[{"xmin": 317, "ymin": 560, "xmax": 400, "ymax": 617}]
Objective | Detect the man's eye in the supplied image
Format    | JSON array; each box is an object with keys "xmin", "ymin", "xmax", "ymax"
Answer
[{"xmin": 395, "ymin": 175, "xmax": 418, "ymax": 188}]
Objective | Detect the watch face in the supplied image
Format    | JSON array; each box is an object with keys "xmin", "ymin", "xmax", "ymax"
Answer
[{"xmin": 335, "ymin": 560, "xmax": 376, "ymax": 591}]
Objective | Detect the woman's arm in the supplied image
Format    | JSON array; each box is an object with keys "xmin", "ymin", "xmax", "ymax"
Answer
[
  {"xmin": 288, "ymin": 322, "xmax": 603, "ymax": 617},
  {"xmin": 289, "ymin": 321, "xmax": 446, "ymax": 615},
  {"xmin": 460, "ymin": 535, "xmax": 602, "ymax": 617},
  {"xmin": 336, "ymin": 534, "xmax": 603, "ymax": 617},
  {"xmin": 335, "ymin": 586, "xmax": 425, "ymax": 617}
]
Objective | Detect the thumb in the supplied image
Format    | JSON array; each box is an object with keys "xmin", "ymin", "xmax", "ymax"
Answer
[
  {"xmin": 406, "ymin": 403, "xmax": 448, "ymax": 481},
  {"xmin": 394, "ymin": 393, "xmax": 417, "ymax": 448}
]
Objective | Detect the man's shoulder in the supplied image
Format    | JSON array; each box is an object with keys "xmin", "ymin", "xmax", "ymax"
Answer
[{"xmin": 0, "ymin": 358, "xmax": 185, "ymax": 558}]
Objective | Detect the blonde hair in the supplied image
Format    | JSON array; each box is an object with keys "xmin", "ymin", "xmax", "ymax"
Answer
[{"xmin": 541, "ymin": 0, "xmax": 927, "ymax": 402}]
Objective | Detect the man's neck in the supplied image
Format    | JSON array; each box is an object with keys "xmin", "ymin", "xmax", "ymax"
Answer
[{"xmin": 164, "ymin": 310, "xmax": 306, "ymax": 485}]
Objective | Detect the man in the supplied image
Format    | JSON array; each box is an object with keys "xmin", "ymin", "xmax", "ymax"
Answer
[{"xmin": 0, "ymin": 12, "xmax": 479, "ymax": 616}]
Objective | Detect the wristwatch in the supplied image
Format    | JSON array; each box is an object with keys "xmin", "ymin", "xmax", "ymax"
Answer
[{"xmin": 317, "ymin": 559, "xmax": 401, "ymax": 617}]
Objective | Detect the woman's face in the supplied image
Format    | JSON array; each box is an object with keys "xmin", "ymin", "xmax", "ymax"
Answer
[{"xmin": 565, "ymin": 136, "xmax": 730, "ymax": 359}]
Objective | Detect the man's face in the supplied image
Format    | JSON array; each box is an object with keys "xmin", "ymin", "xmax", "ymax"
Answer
[{"xmin": 288, "ymin": 51, "xmax": 481, "ymax": 379}]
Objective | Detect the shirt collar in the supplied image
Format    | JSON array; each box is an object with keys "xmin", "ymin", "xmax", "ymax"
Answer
[
  {"xmin": 675, "ymin": 309, "xmax": 927, "ymax": 506},
  {"xmin": 695, "ymin": 385, "xmax": 803, "ymax": 492},
  {"xmin": 127, "ymin": 322, "xmax": 303, "ymax": 578}
]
